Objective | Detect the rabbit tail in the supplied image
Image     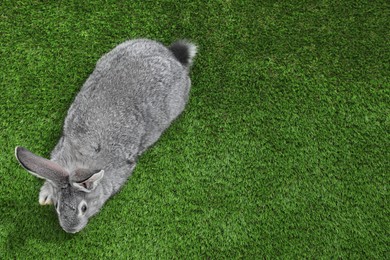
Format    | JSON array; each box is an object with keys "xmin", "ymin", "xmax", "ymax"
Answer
[{"xmin": 169, "ymin": 40, "xmax": 197, "ymax": 68}]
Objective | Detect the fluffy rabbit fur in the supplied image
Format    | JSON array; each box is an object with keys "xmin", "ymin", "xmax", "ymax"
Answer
[{"xmin": 15, "ymin": 39, "xmax": 197, "ymax": 233}]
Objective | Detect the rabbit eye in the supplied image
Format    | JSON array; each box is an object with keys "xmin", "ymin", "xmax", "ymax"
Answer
[{"xmin": 81, "ymin": 204, "xmax": 87, "ymax": 213}]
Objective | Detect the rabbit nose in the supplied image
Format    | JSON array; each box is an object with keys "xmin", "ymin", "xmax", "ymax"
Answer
[{"xmin": 62, "ymin": 213, "xmax": 71, "ymax": 220}]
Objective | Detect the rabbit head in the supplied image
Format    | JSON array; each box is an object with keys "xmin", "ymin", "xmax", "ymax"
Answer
[{"xmin": 15, "ymin": 146, "xmax": 104, "ymax": 233}]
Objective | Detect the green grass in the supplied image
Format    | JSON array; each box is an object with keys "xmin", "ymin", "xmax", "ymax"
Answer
[{"xmin": 0, "ymin": 0, "xmax": 388, "ymax": 258}]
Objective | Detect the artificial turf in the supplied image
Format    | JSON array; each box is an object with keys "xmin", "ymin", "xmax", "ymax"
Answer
[{"xmin": 0, "ymin": 0, "xmax": 388, "ymax": 258}]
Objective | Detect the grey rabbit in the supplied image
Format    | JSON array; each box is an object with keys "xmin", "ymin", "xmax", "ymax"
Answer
[{"xmin": 15, "ymin": 39, "xmax": 197, "ymax": 233}]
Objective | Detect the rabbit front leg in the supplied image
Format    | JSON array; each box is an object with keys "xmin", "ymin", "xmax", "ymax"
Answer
[{"xmin": 39, "ymin": 181, "xmax": 55, "ymax": 205}]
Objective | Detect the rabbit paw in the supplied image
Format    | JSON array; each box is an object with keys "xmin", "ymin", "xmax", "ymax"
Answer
[{"xmin": 39, "ymin": 182, "xmax": 54, "ymax": 205}]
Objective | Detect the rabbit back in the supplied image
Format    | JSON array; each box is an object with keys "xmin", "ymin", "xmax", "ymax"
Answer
[{"xmin": 52, "ymin": 39, "xmax": 193, "ymax": 170}]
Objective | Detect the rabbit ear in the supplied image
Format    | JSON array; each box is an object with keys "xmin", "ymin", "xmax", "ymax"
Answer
[
  {"xmin": 72, "ymin": 169, "xmax": 104, "ymax": 193},
  {"xmin": 15, "ymin": 146, "xmax": 69, "ymax": 184}
]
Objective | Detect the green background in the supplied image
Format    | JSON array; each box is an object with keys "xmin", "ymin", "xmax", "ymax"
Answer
[{"xmin": 0, "ymin": 0, "xmax": 388, "ymax": 258}]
